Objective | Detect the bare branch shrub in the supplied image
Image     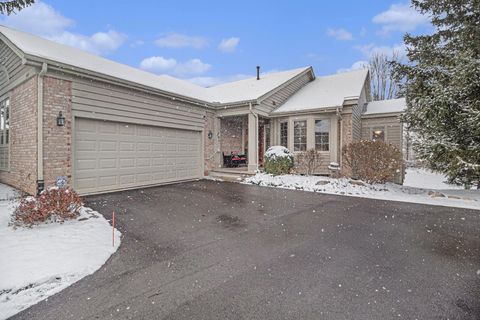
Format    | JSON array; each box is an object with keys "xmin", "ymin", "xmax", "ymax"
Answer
[
  {"xmin": 296, "ymin": 149, "xmax": 323, "ymax": 176},
  {"xmin": 342, "ymin": 140, "xmax": 403, "ymax": 184}
]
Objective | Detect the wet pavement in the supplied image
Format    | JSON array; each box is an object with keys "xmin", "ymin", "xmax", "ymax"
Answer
[{"xmin": 12, "ymin": 180, "xmax": 480, "ymax": 319}]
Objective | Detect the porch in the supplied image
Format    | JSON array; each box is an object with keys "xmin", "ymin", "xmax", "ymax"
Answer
[{"xmin": 211, "ymin": 114, "xmax": 271, "ymax": 174}]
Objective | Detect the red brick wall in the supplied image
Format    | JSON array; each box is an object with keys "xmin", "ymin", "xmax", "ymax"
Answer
[
  {"xmin": 0, "ymin": 76, "xmax": 38, "ymax": 195},
  {"xmin": 220, "ymin": 116, "xmax": 244, "ymax": 155},
  {"xmin": 42, "ymin": 76, "xmax": 72, "ymax": 189}
]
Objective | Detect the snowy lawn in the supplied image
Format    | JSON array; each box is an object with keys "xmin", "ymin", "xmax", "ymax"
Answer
[
  {"xmin": 244, "ymin": 172, "xmax": 480, "ymax": 210},
  {"xmin": 0, "ymin": 185, "xmax": 121, "ymax": 320},
  {"xmin": 404, "ymin": 167, "xmax": 464, "ymax": 190}
]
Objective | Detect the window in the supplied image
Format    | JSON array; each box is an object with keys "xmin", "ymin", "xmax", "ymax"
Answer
[
  {"xmin": 315, "ymin": 119, "xmax": 330, "ymax": 151},
  {"xmin": 280, "ymin": 122, "xmax": 288, "ymax": 148},
  {"xmin": 372, "ymin": 127, "xmax": 385, "ymax": 141},
  {"xmin": 0, "ymin": 98, "xmax": 9, "ymax": 146},
  {"xmin": 294, "ymin": 120, "xmax": 307, "ymax": 151},
  {"xmin": 265, "ymin": 124, "xmax": 271, "ymax": 150}
]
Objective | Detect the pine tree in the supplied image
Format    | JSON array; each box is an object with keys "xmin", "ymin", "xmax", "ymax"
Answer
[
  {"xmin": 0, "ymin": 0, "xmax": 34, "ymax": 15},
  {"xmin": 394, "ymin": 0, "xmax": 480, "ymax": 188}
]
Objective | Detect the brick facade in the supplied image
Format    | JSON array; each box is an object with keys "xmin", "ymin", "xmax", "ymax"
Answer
[
  {"xmin": 220, "ymin": 116, "xmax": 244, "ymax": 155},
  {"xmin": 0, "ymin": 76, "xmax": 38, "ymax": 195},
  {"xmin": 42, "ymin": 76, "xmax": 72, "ymax": 189}
]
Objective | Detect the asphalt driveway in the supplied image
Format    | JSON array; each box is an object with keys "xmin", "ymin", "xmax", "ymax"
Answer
[{"xmin": 13, "ymin": 180, "xmax": 480, "ymax": 320}]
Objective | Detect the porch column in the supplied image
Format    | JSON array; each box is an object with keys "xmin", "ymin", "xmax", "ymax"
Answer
[{"xmin": 248, "ymin": 112, "xmax": 258, "ymax": 172}]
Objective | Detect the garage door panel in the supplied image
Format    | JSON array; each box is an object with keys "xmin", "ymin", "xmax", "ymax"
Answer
[
  {"xmin": 98, "ymin": 121, "xmax": 117, "ymax": 134},
  {"xmin": 99, "ymin": 158, "xmax": 117, "ymax": 169},
  {"xmin": 118, "ymin": 124, "xmax": 135, "ymax": 135},
  {"xmin": 76, "ymin": 140, "xmax": 96, "ymax": 152},
  {"xmin": 137, "ymin": 143, "xmax": 151, "ymax": 151},
  {"xmin": 75, "ymin": 118, "xmax": 202, "ymax": 194},
  {"xmin": 119, "ymin": 142, "xmax": 135, "ymax": 151}
]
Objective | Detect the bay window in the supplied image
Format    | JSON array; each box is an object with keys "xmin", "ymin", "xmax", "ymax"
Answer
[
  {"xmin": 293, "ymin": 120, "xmax": 307, "ymax": 151},
  {"xmin": 280, "ymin": 122, "xmax": 288, "ymax": 148},
  {"xmin": 315, "ymin": 119, "xmax": 330, "ymax": 151}
]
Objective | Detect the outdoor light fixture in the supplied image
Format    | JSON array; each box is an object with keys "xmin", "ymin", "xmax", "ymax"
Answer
[
  {"xmin": 56, "ymin": 111, "xmax": 65, "ymax": 127},
  {"xmin": 208, "ymin": 130, "xmax": 213, "ymax": 139}
]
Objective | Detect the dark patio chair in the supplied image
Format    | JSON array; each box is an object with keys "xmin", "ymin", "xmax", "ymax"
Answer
[{"xmin": 223, "ymin": 152, "xmax": 233, "ymax": 167}]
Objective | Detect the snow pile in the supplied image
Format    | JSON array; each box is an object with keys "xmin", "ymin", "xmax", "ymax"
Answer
[
  {"xmin": 244, "ymin": 173, "xmax": 479, "ymax": 210},
  {"xmin": 265, "ymin": 146, "xmax": 293, "ymax": 160},
  {"xmin": 403, "ymin": 167, "xmax": 463, "ymax": 190},
  {"xmin": 0, "ymin": 184, "xmax": 19, "ymax": 201},
  {"xmin": 0, "ymin": 185, "xmax": 121, "ymax": 320}
]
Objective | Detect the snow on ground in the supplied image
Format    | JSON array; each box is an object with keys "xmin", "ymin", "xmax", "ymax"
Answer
[
  {"xmin": 0, "ymin": 185, "xmax": 121, "ymax": 320},
  {"xmin": 244, "ymin": 173, "xmax": 480, "ymax": 210},
  {"xmin": 404, "ymin": 167, "xmax": 464, "ymax": 190}
]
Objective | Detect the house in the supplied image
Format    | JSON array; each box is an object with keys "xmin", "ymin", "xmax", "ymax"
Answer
[{"xmin": 0, "ymin": 25, "xmax": 406, "ymax": 195}]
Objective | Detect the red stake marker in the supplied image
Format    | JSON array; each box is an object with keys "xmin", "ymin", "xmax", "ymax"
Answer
[{"xmin": 112, "ymin": 211, "xmax": 115, "ymax": 247}]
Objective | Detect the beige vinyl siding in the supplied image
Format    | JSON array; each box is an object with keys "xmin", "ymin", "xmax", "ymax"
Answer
[
  {"xmin": 351, "ymin": 84, "xmax": 369, "ymax": 141},
  {"xmin": 361, "ymin": 116, "xmax": 403, "ymax": 150},
  {"xmin": 0, "ymin": 39, "xmax": 25, "ymax": 173},
  {"xmin": 71, "ymin": 79, "xmax": 206, "ymax": 131},
  {"xmin": 0, "ymin": 40, "xmax": 28, "ymax": 94},
  {"xmin": 257, "ymin": 72, "xmax": 313, "ymax": 114}
]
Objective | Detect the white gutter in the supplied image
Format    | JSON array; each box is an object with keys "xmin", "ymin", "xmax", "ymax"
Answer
[
  {"xmin": 336, "ymin": 108, "xmax": 343, "ymax": 167},
  {"xmin": 37, "ymin": 62, "xmax": 47, "ymax": 194}
]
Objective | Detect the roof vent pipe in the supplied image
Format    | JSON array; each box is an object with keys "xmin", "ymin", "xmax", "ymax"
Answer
[{"xmin": 256, "ymin": 66, "xmax": 260, "ymax": 80}]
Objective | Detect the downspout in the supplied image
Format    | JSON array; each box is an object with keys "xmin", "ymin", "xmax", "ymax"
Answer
[
  {"xmin": 249, "ymin": 102, "xmax": 259, "ymax": 170},
  {"xmin": 37, "ymin": 62, "xmax": 47, "ymax": 195},
  {"xmin": 336, "ymin": 108, "xmax": 343, "ymax": 167}
]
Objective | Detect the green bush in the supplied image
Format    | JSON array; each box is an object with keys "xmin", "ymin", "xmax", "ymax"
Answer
[{"xmin": 264, "ymin": 146, "xmax": 294, "ymax": 175}]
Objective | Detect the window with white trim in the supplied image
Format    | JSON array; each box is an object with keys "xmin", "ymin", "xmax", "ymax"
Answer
[
  {"xmin": 294, "ymin": 120, "xmax": 307, "ymax": 151},
  {"xmin": 280, "ymin": 122, "xmax": 288, "ymax": 148},
  {"xmin": 315, "ymin": 119, "xmax": 330, "ymax": 151},
  {"xmin": 0, "ymin": 98, "xmax": 9, "ymax": 146},
  {"xmin": 0, "ymin": 98, "xmax": 10, "ymax": 170},
  {"xmin": 372, "ymin": 127, "xmax": 385, "ymax": 141},
  {"xmin": 265, "ymin": 123, "xmax": 271, "ymax": 150}
]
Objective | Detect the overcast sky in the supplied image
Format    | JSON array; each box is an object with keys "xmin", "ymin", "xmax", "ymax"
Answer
[{"xmin": 1, "ymin": 0, "xmax": 432, "ymax": 86}]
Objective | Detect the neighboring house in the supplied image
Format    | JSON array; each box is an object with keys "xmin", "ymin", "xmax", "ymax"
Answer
[{"xmin": 0, "ymin": 25, "xmax": 406, "ymax": 195}]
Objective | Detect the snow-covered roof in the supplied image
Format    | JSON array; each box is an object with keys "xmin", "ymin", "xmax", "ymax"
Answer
[
  {"xmin": 271, "ymin": 69, "xmax": 369, "ymax": 114},
  {"xmin": 207, "ymin": 67, "xmax": 311, "ymax": 104},
  {"xmin": 0, "ymin": 25, "xmax": 310, "ymax": 105},
  {"xmin": 363, "ymin": 98, "xmax": 406, "ymax": 116}
]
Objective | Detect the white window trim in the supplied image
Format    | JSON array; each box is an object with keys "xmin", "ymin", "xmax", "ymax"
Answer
[
  {"xmin": 0, "ymin": 95, "xmax": 11, "ymax": 171},
  {"xmin": 279, "ymin": 120, "xmax": 289, "ymax": 148},
  {"xmin": 292, "ymin": 118, "xmax": 308, "ymax": 152},
  {"xmin": 313, "ymin": 116, "xmax": 332, "ymax": 154}
]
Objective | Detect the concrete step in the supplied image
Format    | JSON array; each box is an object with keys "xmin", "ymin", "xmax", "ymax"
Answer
[{"xmin": 208, "ymin": 171, "xmax": 252, "ymax": 182}]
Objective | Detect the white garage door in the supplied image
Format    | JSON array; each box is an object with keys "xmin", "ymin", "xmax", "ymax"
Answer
[{"xmin": 74, "ymin": 118, "xmax": 202, "ymax": 194}]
